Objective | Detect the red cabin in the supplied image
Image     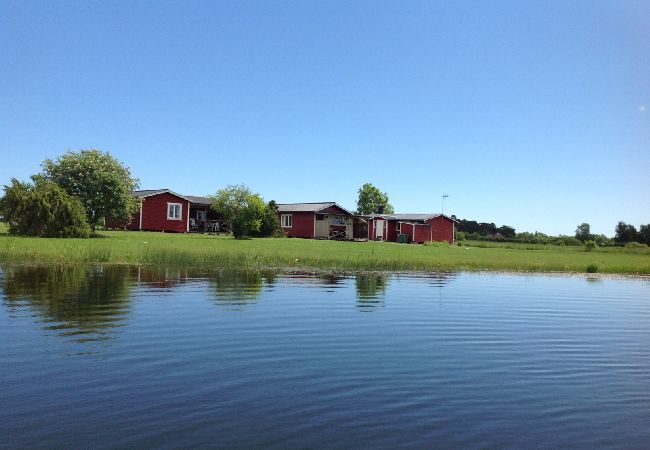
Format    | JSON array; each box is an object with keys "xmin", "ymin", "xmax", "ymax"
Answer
[
  {"xmin": 110, "ymin": 189, "xmax": 222, "ymax": 233},
  {"xmin": 277, "ymin": 202, "xmax": 357, "ymax": 239},
  {"xmin": 366, "ymin": 214, "xmax": 457, "ymax": 243}
]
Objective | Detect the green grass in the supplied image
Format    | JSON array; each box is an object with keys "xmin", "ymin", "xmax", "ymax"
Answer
[{"xmin": 1, "ymin": 223, "xmax": 649, "ymax": 274}]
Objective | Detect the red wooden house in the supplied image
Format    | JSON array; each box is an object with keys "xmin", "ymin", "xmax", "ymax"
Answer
[
  {"xmin": 366, "ymin": 214, "xmax": 457, "ymax": 243},
  {"xmin": 277, "ymin": 202, "xmax": 358, "ymax": 239},
  {"xmin": 113, "ymin": 189, "xmax": 222, "ymax": 233}
]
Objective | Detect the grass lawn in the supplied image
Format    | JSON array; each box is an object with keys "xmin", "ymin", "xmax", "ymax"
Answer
[{"xmin": 1, "ymin": 223, "xmax": 649, "ymax": 274}]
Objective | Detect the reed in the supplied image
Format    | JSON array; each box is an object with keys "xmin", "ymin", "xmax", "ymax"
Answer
[{"xmin": 0, "ymin": 227, "xmax": 649, "ymax": 274}]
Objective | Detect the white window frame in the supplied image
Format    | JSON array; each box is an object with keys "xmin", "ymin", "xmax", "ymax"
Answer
[
  {"xmin": 167, "ymin": 202, "xmax": 182, "ymax": 220},
  {"xmin": 281, "ymin": 214, "xmax": 293, "ymax": 228},
  {"xmin": 396, "ymin": 222, "xmax": 401, "ymax": 232}
]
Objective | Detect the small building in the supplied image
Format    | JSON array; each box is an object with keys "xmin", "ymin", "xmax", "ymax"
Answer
[
  {"xmin": 277, "ymin": 202, "xmax": 359, "ymax": 239},
  {"xmin": 366, "ymin": 214, "xmax": 457, "ymax": 243},
  {"xmin": 112, "ymin": 189, "xmax": 222, "ymax": 233}
]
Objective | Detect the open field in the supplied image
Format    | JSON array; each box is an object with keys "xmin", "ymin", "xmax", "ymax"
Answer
[{"xmin": 1, "ymin": 224, "xmax": 649, "ymax": 274}]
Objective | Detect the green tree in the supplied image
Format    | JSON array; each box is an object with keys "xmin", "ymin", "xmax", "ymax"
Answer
[
  {"xmin": 355, "ymin": 183, "xmax": 395, "ymax": 215},
  {"xmin": 252, "ymin": 200, "xmax": 281, "ymax": 237},
  {"xmin": 210, "ymin": 184, "xmax": 266, "ymax": 239},
  {"xmin": 615, "ymin": 221, "xmax": 638, "ymax": 244},
  {"xmin": 638, "ymin": 224, "xmax": 650, "ymax": 245},
  {"xmin": 575, "ymin": 223, "xmax": 593, "ymax": 242},
  {"xmin": 497, "ymin": 225, "xmax": 516, "ymax": 238},
  {"xmin": 41, "ymin": 149, "xmax": 139, "ymax": 231},
  {"xmin": 0, "ymin": 177, "xmax": 91, "ymax": 237}
]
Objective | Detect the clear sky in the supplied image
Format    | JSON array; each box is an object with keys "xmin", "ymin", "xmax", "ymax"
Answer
[{"xmin": 1, "ymin": 0, "xmax": 648, "ymax": 236}]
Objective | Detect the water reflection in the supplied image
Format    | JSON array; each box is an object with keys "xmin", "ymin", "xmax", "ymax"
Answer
[
  {"xmin": 355, "ymin": 274, "xmax": 388, "ymax": 311},
  {"xmin": 412, "ymin": 271, "xmax": 457, "ymax": 287},
  {"xmin": 209, "ymin": 270, "xmax": 269, "ymax": 309},
  {"xmin": 1, "ymin": 265, "xmax": 131, "ymax": 343},
  {"xmin": 131, "ymin": 266, "xmax": 193, "ymax": 288}
]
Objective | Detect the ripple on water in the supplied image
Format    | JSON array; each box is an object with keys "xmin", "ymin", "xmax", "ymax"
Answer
[{"xmin": 1, "ymin": 267, "xmax": 649, "ymax": 448}]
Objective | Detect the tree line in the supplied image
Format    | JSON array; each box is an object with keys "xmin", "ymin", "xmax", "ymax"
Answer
[
  {"xmin": 2, "ymin": 157, "xmax": 648, "ymax": 245},
  {"xmin": 0, "ymin": 149, "xmax": 283, "ymax": 239}
]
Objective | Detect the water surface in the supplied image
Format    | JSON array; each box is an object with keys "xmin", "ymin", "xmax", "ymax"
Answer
[{"xmin": 1, "ymin": 266, "xmax": 649, "ymax": 448}]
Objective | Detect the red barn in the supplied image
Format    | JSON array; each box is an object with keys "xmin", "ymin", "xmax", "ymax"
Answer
[
  {"xmin": 111, "ymin": 189, "xmax": 222, "ymax": 233},
  {"xmin": 277, "ymin": 202, "xmax": 357, "ymax": 239},
  {"xmin": 367, "ymin": 214, "xmax": 457, "ymax": 243}
]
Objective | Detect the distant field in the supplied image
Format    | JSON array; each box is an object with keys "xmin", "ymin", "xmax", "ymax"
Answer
[{"xmin": 1, "ymin": 224, "xmax": 649, "ymax": 274}]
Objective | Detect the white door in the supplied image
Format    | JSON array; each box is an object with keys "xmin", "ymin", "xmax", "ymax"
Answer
[
  {"xmin": 315, "ymin": 215, "xmax": 329, "ymax": 238},
  {"xmin": 376, "ymin": 220, "xmax": 385, "ymax": 239}
]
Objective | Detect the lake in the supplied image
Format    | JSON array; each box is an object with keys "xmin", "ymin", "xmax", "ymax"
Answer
[{"xmin": 1, "ymin": 265, "xmax": 649, "ymax": 448}]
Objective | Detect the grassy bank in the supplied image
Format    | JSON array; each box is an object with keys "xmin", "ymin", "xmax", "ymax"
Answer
[{"xmin": 1, "ymin": 224, "xmax": 649, "ymax": 274}]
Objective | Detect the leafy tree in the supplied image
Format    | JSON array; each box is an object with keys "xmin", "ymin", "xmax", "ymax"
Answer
[
  {"xmin": 575, "ymin": 223, "xmax": 593, "ymax": 242},
  {"xmin": 497, "ymin": 225, "xmax": 516, "ymax": 238},
  {"xmin": 614, "ymin": 221, "xmax": 638, "ymax": 244},
  {"xmin": 355, "ymin": 183, "xmax": 394, "ymax": 215},
  {"xmin": 252, "ymin": 200, "xmax": 281, "ymax": 237},
  {"xmin": 41, "ymin": 149, "xmax": 139, "ymax": 231},
  {"xmin": 639, "ymin": 224, "xmax": 650, "ymax": 245},
  {"xmin": 0, "ymin": 177, "xmax": 91, "ymax": 237},
  {"xmin": 593, "ymin": 234, "xmax": 611, "ymax": 246},
  {"xmin": 210, "ymin": 184, "xmax": 266, "ymax": 239}
]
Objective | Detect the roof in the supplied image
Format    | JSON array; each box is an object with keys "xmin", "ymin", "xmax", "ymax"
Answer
[
  {"xmin": 133, "ymin": 189, "xmax": 211, "ymax": 205},
  {"xmin": 184, "ymin": 195, "xmax": 211, "ymax": 205},
  {"xmin": 365, "ymin": 213, "xmax": 458, "ymax": 223},
  {"xmin": 277, "ymin": 202, "xmax": 352, "ymax": 214}
]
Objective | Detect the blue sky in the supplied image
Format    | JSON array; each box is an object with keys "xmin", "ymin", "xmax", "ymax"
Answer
[{"xmin": 1, "ymin": 0, "xmax": 648, "ymax": 236}]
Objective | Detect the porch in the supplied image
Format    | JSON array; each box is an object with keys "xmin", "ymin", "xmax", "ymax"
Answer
[{"xmin": 189, "ymin": 204, "xmax": 226, "ymax": 233}]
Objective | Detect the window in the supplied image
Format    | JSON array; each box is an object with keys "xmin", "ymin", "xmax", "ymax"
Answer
[
  {"xmin": 330, "ymin": 216, "xmax": 346, "ymax": 226},
  {"xmin": 281, "ymin": 214, "xmax": 293, "ymax": 228},
  {"xmin": 167, "ymin": 203, "xmax": 182, "ymax": 220},
  {"xmin": 396, "ymin": 222, "xmax": 401, "ymax": 232}
]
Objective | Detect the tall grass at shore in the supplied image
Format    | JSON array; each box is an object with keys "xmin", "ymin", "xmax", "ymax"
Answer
[{"xmin": 1, "ymin": 225, "xmax": 649, "ymax": 274}]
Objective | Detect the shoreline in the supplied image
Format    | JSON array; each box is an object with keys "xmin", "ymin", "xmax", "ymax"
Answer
[{"xmin": 1, "ymin": 260, "xmax": 649, "ymax": 280}]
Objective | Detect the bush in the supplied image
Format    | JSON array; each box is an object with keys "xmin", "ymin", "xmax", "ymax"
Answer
[
  {"xmin": 586, "ymin": 263, "xmax": 599, "ymax": 273},
  {"xmin": 552, "ymin": 236, "xmax": 582, "ymax": 246},
  {"xmin": 0, "ymin": 178, "xmax": 91, "ymax": 237},
  {"xmin": 625, "ymin": 242, "xmax": 648, "ymax": 249},
  {"xmin": 584, "ymin": 240, "xmax": 597, "ymax": 252},
  {"xmin": 423, "ymin": 240, "xmax": 450, "ymax": 247}
]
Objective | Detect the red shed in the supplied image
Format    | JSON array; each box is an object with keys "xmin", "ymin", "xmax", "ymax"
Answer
[
  {"xmin": 277, "ymin": 202, "xmax": 356, "ymax": 239},
  {"xmin": 367, "ymin": 214, "xmax": 457, "ymax": 243},
  {"xmin": 111, "ymin": 189, "xmax": 222, "ymax": 233}
]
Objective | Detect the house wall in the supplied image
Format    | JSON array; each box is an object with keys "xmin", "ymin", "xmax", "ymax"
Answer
[
  {"xmin": 281, "ymin": 212, "xmax": 315, "ymax": 238},
  {"xmin": 140, "ymin": 192, "xmax": 189, "ymax": 232},
  {"xmin": 414, "ymin": 224, "xmax": 431, "ymax": 243},
  {"xmin": 386, "ymin": 220, "xmax": 397, "ymax": 242},
  {"xmin": 125, "ymin": 210, "xmax": 140, "ymax": 230},
  {"xmin": 427, "ymin": 216, "xmax": 454, "ymax": 243},
  {"xmin": 400, "ymin": 223, "xmax": 414, "ymax": 242}
]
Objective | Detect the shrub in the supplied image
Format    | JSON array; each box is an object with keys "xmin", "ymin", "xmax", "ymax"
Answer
[
  {"xmin": 423, "ymin": 240, "xmax": 450, "ymax": 247},
  {"xmin": 210, "ymin": 184, "xmax": 266, "ymax": 239},
  {"xmin": 0, "ymin": 178, "xmax": 91, "ymax": 237},
  {"xmin": 625, "ymin": 242, "xmax": 648, "ymax": 249},
  {"xmin": 553, "ymin": 236, "xmax": 582, "ymax": 246},
  {"xmin": 586, "ymin": 263, "xmax": 599, "ymax": 273},
  {"xmin": 584, "ymin": 240, "xmax": 597, "ymax": 252}
]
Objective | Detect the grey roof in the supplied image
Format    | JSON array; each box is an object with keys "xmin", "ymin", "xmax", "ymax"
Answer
[
  {"xmin": 184, "ymin": 195, "xmax": 212, "ymax": 205},
  {"xmin": 133, "ymin": 189, "xmax": 211, "ymax": 205},
  {"xmin": 277, "ymin": 202, "xmax": 352, "ymax": 214},
  {"xmin": 366, "ymin": 213, "xmax": 458, "ymax": 223}
]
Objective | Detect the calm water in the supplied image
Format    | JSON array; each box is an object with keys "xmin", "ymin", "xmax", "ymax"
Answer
[{"xmin": 1, "ymin": 266, "xmax": 649, "ymax": 449}]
